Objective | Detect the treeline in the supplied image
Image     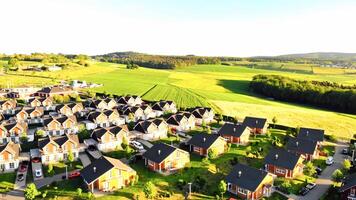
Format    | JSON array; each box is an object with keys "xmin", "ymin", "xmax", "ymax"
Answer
[
  {"xmin": 250, "ymin": 74, "xmax": 356, "ymax": 114},
  {"xmin": 95, "ymin": 52, "xmax": 242, "ymax": 69}
]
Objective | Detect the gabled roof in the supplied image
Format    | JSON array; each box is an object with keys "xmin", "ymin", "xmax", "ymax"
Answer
[
  {"xmin": 151, "ymin": 103, "xmax": 163, "ymax": 111},
  {"xmin": 134, "ymin": 121, "xmax": 154, "ymax": 133},
  {"xmin": 167, "ymin": 114, "xmax": 186, "ymax": 126},
  {"xmin": 339, "ymin": 173, "xmax": 356, "ymax": 192},
  {"xmin": 143, "ymin": 142, "xmax": 178, "ymax": 163},
  {"xmin": 187, "ymin": 133, "xmax": 222, "ymax": 149},
  {"xmin": 91, "ymin": 127, "xmax": 111, "ymax": 141},
  {"xmin": 37, "ymin": 86, "xmax": 72, "ymax": 94},
  {"xmin": 286, "ymin": 137, "xmax": 318, "ymax": 155},
  {"xmin": 38, "ymin": 134, "xmax": 79, "ymax": 150},
  {"xmin": 81, "ymin": 156, "xmax": 135, "ymax": 184},
  {"xmin": 218, "ymin": 123, "xmax": 249, "ymax": 137},
  {"xmin": 242, "ymin": 117, "xmax": 267, "ymax": 129},
  {"xmin": 87, "ymin": 111, "xmax": 106, "ymax": 121},
  {"xmin": 151, "ymin": 118, "xmax": 166, "ymax": 127},
  {"xmin": 264, "ymin": 148, "xmax": 302, "ymax": 170},
  {"xmin": 226, "ymin": 163, "xmax": 269, "ymax": 191},
  {"xmin": 0, "ymin": 141, "xmax": 20, "ymax": 158},
  {"xmin": 297, "ymin": 127, "xmax": 324, "ymax": 142}
]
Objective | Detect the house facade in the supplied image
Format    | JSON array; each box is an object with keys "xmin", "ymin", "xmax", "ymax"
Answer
[
  {"xmin": 190, "ymin": 107, "xmax": 214, "ymax": 125},
  {"xmin": 166, "ymin": 113, "xmax": 195, "ymax": 132},
  {"xmin": 42, "ymin": 116, "xmax": 78, "ymax": 136},
  {"xmin": 339, "ymin": 173, "xmax": 356, "ymax": 200},
  {"xmin": 286, "ymin": 137, "xmax": 319, "ymax": 161},
  {"xmin": 0, "ymin": 141, "xmax": 21, "ymax": 172},
  {"xmin": 0, "ymin": 122, "xmax": 28, "ymax": 144},
  {"xmin": 187, "ymin": 134, "xmax": 227, "ymax": 157},
  {"xmin": 91, "ymin": 125, "xmax": 129, "ymax": 152},
  {"xmin": 218, "ymin": 123, "xmax": 251, "ymax": 145},
  {"xmin": 242, "ymin": 117, "xmax": 268, "ymax": 134},
  {"xmin": 133, "ymin": 119, "xmax": 168, "ymax": 141}
]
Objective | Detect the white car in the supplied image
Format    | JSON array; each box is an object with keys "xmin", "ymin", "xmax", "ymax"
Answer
[
  {"xmin": 35, "ymin": 169, "xmax": 42, "ymax": 178},
  {"xmin": 130, "ymin": 141, "xmax": 144, "ymax": 151},
  {"xmin": 326, "ymin": 156, "xmax": 334, "ymax": 165}
]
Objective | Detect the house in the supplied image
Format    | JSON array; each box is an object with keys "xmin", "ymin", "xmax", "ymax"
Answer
[
  {"xmin": 190, "ymin": 107, "xmax": 214, "ymax": 125},
  {"xmin": 36, "ymin": 86, "xmax": 75, "ymax": 97},
  {"xmin": 15, "ymin": 107, "xmax": 43, "ymax": 123},
  {"xmin": 5, "ymin": 86, "xmax": 40, "ymax": 99},
  {"xmin": 121, "ymin": 106, "xmax": 144, "ymax": 122},
  {"xmin": 143, "ymin": 142, "xmax": 190, "ymax": 173},
  {"xmin": 133, "ymin": 119, "xmax": 168, "ymax": 141},
  {"xmin": 81, "ymin": 156, "xmax": 137, "ymax": 192},
  {"xmin": 166, "ymin": 113, "xmax": 195, "ymax": 132},
  {"xmin": 297, "ymin": 127, "xmax": 324, "ymax": 147},
  {"xmin": 28, "ymin": 97, "xmax": 53, "ymax": 108},
  {"xmin": 0, "ymin": 100, "xmax": 17, "ymax": 114},
  {"xmin": 88, "ymin": 98, "xmax": 117, "ymax": 110},
  {"xmin": 339, "ymin": 173, "xmax": 356, "ymax": 200},
  {"xmin": 71, "ymin": 80, "xmax": 87, "ymax": 88},
  {"xmin": 104, "ymin": 110, "xmax": 125, "ymax": 126},
  {"xmin": 140, "ymin": 105, "xmax": 156, "ymax": 120},
  {"xmin": 152, "ymin": 100, "xmax": 177, "ymax": 114},
  {"xmin": 286, "ymin": 137, "xmax": 319, "ymax": 161},
  {"xmin": 103, "ymin": 98, "xmax": 117, "ymax": 110},
  {"xmin": 87, "ymin": 110, "xmax": 124, "ymax": 128},
  {"xmin": 47, "ymin": 65, "xmax": 62, "ymax": 71},
  {"xmin": 0, "ymin": 122, "xmax": 28, "ymax": 143},
  {"xmin": 38, "ymin": 134, "xmax": 80, "ymax": 165},
  {"xmin": 226, "ymin": 163, "xmax": 273, "ymax": 200},
  {"xmin": 68, "ymin": 103, "xmax": 84, "ymax": 115},
  {"xmin": 91, "ymin": 125, "xmax": 129, "ymax": 152},
  {"xmin": 264, "ymin": 148, "xmax": 304, "ymax": 178},
  {"xmin": 42, "ymin": 115, "xmax": 78, "ymax": 136},
  {"xmin": 116, "ymin": 96, "xmax": 142, "ymax": 106},
  {"xmin": 242, "ymin": 117, "xmax": 268, "ymax": 134},
  {"xmin": 0, "ymin": 141, "xmax": 21, "ymax": 172},
  {"xmin": 218, "ymin": 123, "xmax": 251, "ymax": 145},
  {"xmin": 187, "ymin": 133, "xmax": 227, "ymax": 157}
]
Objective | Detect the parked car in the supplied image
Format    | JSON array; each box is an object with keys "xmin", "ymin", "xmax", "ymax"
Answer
[
  {"xmin": 68, "ymin": 171, "xmax": 81, "ymax": 179},
  {"xmin": 326, "ymin": 156, "xmax": 334, "ymax": 165},
  {"xmin": 19, "ymin": 165, "xmax": 27, "ymax": 172},
  {"xmin": 315, "ymin": 167, "xmax": 322, "ymax": 175},
  {"xmin": 299, "ymin": 187, "xmax": 310, "ymax": 196},
  {"xmin": 306, "ymin": 183, "xmax": 316, "ymax": 190},
  {"xmin": 17, "ymin": 174, "xmax": 24, "ymax": 181},
  {"xmin": 87, "ymin": 145, "xmax": 97, "ymax": 151},
  {"xmin": 35, "ymin": 169, "xmax": 42, "ymax": 178},
  {"xmin": 130, "ymin": 141, "xmax": 144, "ymax": 151},
  {"xmin": 342, "ymin": 148, "xmax": 349, "ymax": 155},
  {"xmin": 32, "ymin": 157, "xmax": 41, "ymax": 163}
]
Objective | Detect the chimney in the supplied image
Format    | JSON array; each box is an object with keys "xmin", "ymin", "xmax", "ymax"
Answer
[
  {"xmin": 306, "ymin": 130, "xmax": 309, "ymax": 136},
  {"xmin": 296, "ymin": 141, "xmax": 299, "ymax": 146},
  {"xmin": 238, "ymin": 171, "xmax": 242, "ymax": 177},
  {"xmin": 158, "ymin": 150, "xmax": 161, "ymax": 155},
  {"xmin": 275, "ymin": 154, "xmax": 279, "ymax": 160},
  {"xmin": 93, "ymin": 167, "xmax": 96, "ymax": 173},
  {"xmin": 203, "ymin": 137, "xmax": 206, "ymax": 142},
  {"xmin": 256, "ymin": 120, "xmax": 258, "ymax": 124},
  {"xmin": 233, "ymin": 127, "xmax": 236, "ymax": 132}
]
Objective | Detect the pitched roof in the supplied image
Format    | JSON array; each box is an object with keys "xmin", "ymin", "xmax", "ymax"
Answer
[
  {"xmin": 37, "ymin": 86, "xmax": 72, "ymax": 94},
  {"xmin": 167, "ymin": 114, "xmax": 186, "ymax": 126},
  {"xmin": 38, "ymin": 134, "xmax": 79, "ymax": 149},
  {"xmin": 134, "ymin": 121, "xmax": 153, "ymax": 133},
  {"xmin": 218, "ymin": 123, "xmax": 249, "ymax": 137},
  {"xmin": 264, "ymin": 148, "xmax": 302, "ymax": 170},
  {"xmin": 187, "ymin": 133, "xmax": 222, "ymax": 149},
  {"xmin": 297, "ymin": 127, "xmax": 324, "ymax": 142},
  {"xmin": 242, "ymin": 117, "xmax": 267, "ymax": 129},
  {"xmin": 226, "ymin": 163, "xmax": 269, "ymax": 191},
  {"xmin": 151, "ymin": 103, "xmax": 163, "ymax": 111},
  {"xmin": 339, "ymin": 173, "xmax": 356, "ymax": 192},
  {"xmin": 80, "ymin": 156, "xmax": 134, "ymax": 184},
  {"xmin": 286, "ymin": 137, "xmax": 318, "ymax": 155},
  {"xmin": 143, "ymin": 142, "xmax": 178, "ymax": 163},
  {"xmin": 0, "ymin": 142, "xmax": 20, "ymax": 158},
  {"xmin": 91, "ymin": 127, "xmax": 110, "ymax": 141}
]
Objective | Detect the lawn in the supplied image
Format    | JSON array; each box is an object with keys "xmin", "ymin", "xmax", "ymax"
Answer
[
  {"xmin": 38, "ymin": 178, "xmax": 89, "ymax": 200},
  {"xmin": 1, "ymin": 62, "xmax": 356, "ymax": 139},
  {"xmin": 43, "ymin": 161, "xmax": 83, "ymax": 177},
  {"xmin": 0, "ymin": 172, "xmax": 16, "ymax": 193}
]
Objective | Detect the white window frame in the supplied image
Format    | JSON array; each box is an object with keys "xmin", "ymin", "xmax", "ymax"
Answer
[
  {"xmin": 276, "ymin": 168, "xmax": 285, "ymax": 174},
  {"xmin": 237, "ymin": 187, "xmax": 247, "ymax": 195}
]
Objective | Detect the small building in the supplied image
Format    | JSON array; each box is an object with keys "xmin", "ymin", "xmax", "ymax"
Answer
[
  {"xmin": 5, "ymin": 86, "xmax": 41, "ymax": 99},
  {"xmin": 47, "ymin": 65, "xmax": 62, "ymax": 71},
  {"xmin": 121, "ymin": 106, "xmax": 144, "ymax": 122},
  {"xmin": 242, "ymin": 117, "xmax": 268, "ymax": 134},
  {"xmin": 264, "ymin": 148, "xmax": 304, "ymax": 178},
  {"xmin": 116, "ymin": 95, "xmax": 142, "ymax": 106},
  {"xmin": 0, "ymin": 122, "xmax": 28, "ymax": 144},
  {"xmin": 15, "ymin": 107, "xmax": 44, "ymax": 124},
  {"xmin": 151, "ymin": 100, "xmax": 177, "ymax": 114},
  {"xmin": 190, "ymin": 107, "xmax": 214, "ymax": 125},
  {"xmin": 42, "ymin": 115, "xmax": 78, "ymax": 136},
  {"xmin": 36, "ymin": 86, "xmax": 75, "ymax": 97},
  {"xmin": 143, "ymin": 142, "xmax": 190, "ymax": 174},
  {"xmin": 218, "ymin": 123, "xmax": 251, "ymax": 145},
  {"xmin": 187, "ymin": 133, "xmax": 227, "ymax": 157},
  {"xmin": 81, "ymin": 156, "xmax": 137, "ymax": 192},
  {"xmin": 91, "ymin": 125, "xmax": 129, "ymax": 152},
  {"xmin": 339, "ymin": 173, "xmax": 356, "ymax": 200},
  {"xmin": 226, "ymin": 163, "xmax": 274, "ymax": 200},
  {"xmin": 286, "ymin": 137, "xmax": 319, "ymax": 161},
  {"xmin": 140, "ymin": 105, "xmax": 156, "ymax": 120},
  {"xmin": 28, "ymin": 97, "xmax": 53, "ymax": 108},
  {"xmin": 0, "ymin": 100, "xmax": 17, "ymax": 114},
  {"xmin": 166, "ymin": 113, "xmax": 195, "ymax": 132},
  {"xmin": 133, "ymin": 119, "xmax": 168, "ymax": 141},
  {"xmin": 0, "ymin": 141, "xmax": 21, "ymax": 172},
  {"xmin": 297, "ymin": 127, "xmax": 324, "ymax": 147},
  {"xmin": 38, "ymin": 134, "xmax": 80, "ymax": 165}
]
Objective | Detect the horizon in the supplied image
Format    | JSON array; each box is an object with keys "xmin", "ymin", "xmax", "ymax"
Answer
[{"xmin": 1, "ymin": 0, "xmax": 356, "ymax": 57}]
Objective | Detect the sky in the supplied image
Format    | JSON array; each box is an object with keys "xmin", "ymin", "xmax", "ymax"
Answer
[{"xmin": 1, "ymin": 0, "xmax": 356, "ymax": 57}]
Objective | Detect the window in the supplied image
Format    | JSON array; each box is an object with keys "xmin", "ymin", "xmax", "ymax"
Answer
[
  {"xmin": 276, "ymin": 168, "xmax": 285, "ymax": 174},
  {"xmin": 237, "ymin": 187, "xmax": 247, "ymax": 195},
  {"xmin": 193, "ymin": 146, "xmax": 200, "ymax": 152},
  {"xmin": 9, "ymin": 154, "xmax": 13, "ymax": 160},
  {"xmin": 0, "ymin": 155, "xmax": 3, "ymax": 161},
  {"xmin": 9, "ymin": 163, "xmax": 14, "ymax": 169},
  {"xmin": 148, "ymin": 160, "xmax": 154, "ymax": 166}
]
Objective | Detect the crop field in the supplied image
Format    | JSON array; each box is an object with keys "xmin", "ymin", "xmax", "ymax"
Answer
[{"xmin": 1, "ymin": 61, "xmax": 356, "ymax": 138}]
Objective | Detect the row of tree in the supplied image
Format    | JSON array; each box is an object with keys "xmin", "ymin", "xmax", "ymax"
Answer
[{"xmin": 250, "ymin": 74, "xmax": 356, "ymax": 114}]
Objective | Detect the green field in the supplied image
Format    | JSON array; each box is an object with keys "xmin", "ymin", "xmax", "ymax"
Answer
[{"xmin": 1, "ymin": 61, "xmax": 356, "ymax": 138}]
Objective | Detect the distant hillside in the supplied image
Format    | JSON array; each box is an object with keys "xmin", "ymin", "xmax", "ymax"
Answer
[{"xmin": 276, "ymin": 52, "xmax": 356, "ymax": 61}]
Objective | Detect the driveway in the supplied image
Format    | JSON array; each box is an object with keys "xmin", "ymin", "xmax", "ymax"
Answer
[
  {"xmin": 136, "ymin": 139, "xmax": 153, "ymax": 149},
  {"xmin": 302, "ymin": 142, "xmax": 347, "ymax": 200},
  {"xmin": 32, "ymin": 161, "xmax": 43, "ymax": 181},
  {"xmin": 3, "ymin": 189, "xmax": 24, "ymax": 200},
  {"xmin": 79, "ymin": 152, "xmax": 91, "ymax": 167},
  {"xmin": 14, "ymin": 162, "xmax": 28, "ymax": 190},
  {"xmin": 34, "ymin": 170, "xmax": 76, "ymax": 189}
]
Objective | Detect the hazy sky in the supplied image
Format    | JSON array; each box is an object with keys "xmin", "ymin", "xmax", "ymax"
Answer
[{"xmin": 1, "ymin": 0, "xmax": 356, "ymax": 56}]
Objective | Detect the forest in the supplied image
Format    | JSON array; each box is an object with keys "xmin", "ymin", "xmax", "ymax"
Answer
[{"xmin": 250, "ymin": 74, "xmax": 356, "ymax": 114}]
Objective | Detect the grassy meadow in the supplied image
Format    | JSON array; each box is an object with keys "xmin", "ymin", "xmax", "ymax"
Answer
[{"xmin": 1, "ymin": 61, "xmax": 356, "ymax": 138}]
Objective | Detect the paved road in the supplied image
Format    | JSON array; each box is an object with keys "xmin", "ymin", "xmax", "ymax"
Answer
[
  {"xmin": 302, "ymin": 142, "xmax": 347, "ymax": 200},
  {"xmin": 34, "ymin": 169, "xmax": 78, "ymax": 189},
  {"xmin": 79, "ymin": 152, "xmax": 91, "ymax": 167},
  {"xmin": 3, "ymin": 190, "xmax": 24, "ymax": 200},
  {"xmin": 14, "ymin": 162, "xmax": 28, "ymax": 190}
]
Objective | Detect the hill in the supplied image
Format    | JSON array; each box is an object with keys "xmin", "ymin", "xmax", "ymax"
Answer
[{"xmin": 276, "ymin": 52, "xmax": 356, "ymax": 61}]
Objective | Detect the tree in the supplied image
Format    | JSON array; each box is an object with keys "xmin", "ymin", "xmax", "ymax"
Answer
[
  {"xmin": 304, "ymin": 161, "xmax": 316, "ymax": 176},
  {"xmin": 208, "ymin": 148, "xmax": 218, "ymax": 159},
  {"xmin": 76, "ymin": 188, "xmax": 82, "ymax": 197},
  {"xmin": 35, "ymin": 129, "xmax": 45, "ymax": 137},
  {"xmin": 67, "ymin": 150, "xmax": 74, "ymax": 166},
  {"xmin": 8, "ymin": 58, "xmax": 19, "ymax": 68},
  {"xmin": 143, "ymin": 181, "xmax": 157, "ymax": 199},
  {"xmin": 121, "ymin": 136, "xmax": 129, "ymax": 150},
  {"xmin": 201, "ymin": 120, "xmax": 207, "ymax": 130},
  {"xmin": 216, "ymin": 113, "xmax": 223, "ymax": 124},
  {"xmin": 332, "ymin": 169, "xmax": 344, "ymax": 182},
  {"xmin": 206, "ymin": 126, "xmax": 212, "ymax": 134},
  {"xmin": 20, "ymin": 133, "xmax": 28, "ymax": 143},
  {"xmin": 272, "ymin": 116, "xmax": 278, "ymax": 128},
  {"xmin": 218, "ymin": 180, "xmax": 227, "ymax": 199},
  {"xmin": 24, "ymin": 183, "xmax": 41, "ymax": 200},
  {"xmin": 47, "ymin": 163, "xmax": 54, "ymax": 176},
  {"xmin": 343, "ymin": 159, "xmax": 352, "ymax": 171}
]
